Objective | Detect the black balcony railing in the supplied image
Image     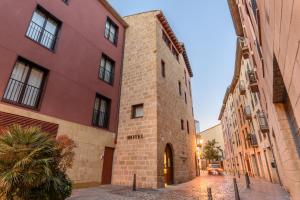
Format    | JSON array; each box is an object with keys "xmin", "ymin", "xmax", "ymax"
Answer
[
  {"xmin": 239, "ymin": 81, "xmax": 246, "ymax": 95},
  {"xmin": 239, "ymin": 37, "xmax": 249, "ymax": 59},
  {"xmin": 3, "ymin": 78, "xmax": 41, "ymax": 108},
  {"xmin": 247, "ymin": 70, "xmax": 259, "ymax": 93},
  {"xmin": 258, "ymin": 112, "xmax": 269, "ymax": 133},
  {"xmin": 26, "ymin": 21, "xmax": 57, "ymax": 50},
  {"xmin": 99, "ymin": 66, "xmax": 114, "ymax": 85},
  {"xmin": 250, "ymin": 134, "xmax": 258, "ymax": 147},
  {"xmin": 244, "ymin": 105, "xmax": 252, "ymax": 120},
  {"xmin": 247, "ymin": 70, "xmax": 257, "ymax": 84},
  {"xmin": 92, "ymin": 109, "xmax": 108, "ymax": 128}
]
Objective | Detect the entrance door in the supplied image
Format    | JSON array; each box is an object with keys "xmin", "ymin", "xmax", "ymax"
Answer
[
  {"xmin": 101, "ymin": 147, "xmax": 114, "ymax": 184},
  {"xmin": 164, "ymin": 144, "xmax": 174, "ymax": 185}
]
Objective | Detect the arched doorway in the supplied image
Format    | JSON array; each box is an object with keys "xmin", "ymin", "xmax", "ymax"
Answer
[{"xmin": 164, "ymin": 144, "xmax": 174, "ymax": 186}]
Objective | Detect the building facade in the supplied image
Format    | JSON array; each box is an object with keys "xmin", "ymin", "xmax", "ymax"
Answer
[
  {"xmin": 219, "ymin": 41, "xmax": 280, "ymax": 184},
  {"xmin": 0, "ymin": 0, "xmax": 127, "ymax": 185},
  {"xmin": 225, "ymin": 0, "xmax": 300, "ymax": 199},
  {"xmin": 196, "ymin": 124, "xmax": 225, "ymax": 170},
  {"xmin": 112, "ymin": 11, "xmax": 196, "ymax": 188}
]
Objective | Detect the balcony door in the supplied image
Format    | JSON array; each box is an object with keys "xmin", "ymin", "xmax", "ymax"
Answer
[{"xmin": 3, "ymin": 59, "xmax": 45, "ymax": 108}]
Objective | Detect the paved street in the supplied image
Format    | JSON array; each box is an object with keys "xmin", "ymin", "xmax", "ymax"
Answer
[{"xmin": 68, "ymin": 173, "xmax": 290, "ymax": 200}]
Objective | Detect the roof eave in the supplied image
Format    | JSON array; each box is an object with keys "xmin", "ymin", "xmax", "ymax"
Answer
[{"xmin": 227, "ymin": 0, "xmax": 244, "ymax": 36}]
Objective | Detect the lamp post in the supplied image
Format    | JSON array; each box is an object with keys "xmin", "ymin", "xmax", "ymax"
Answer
[{"xmin": 199, "ymin": 139, "xmax": 204, "ymax": 174}]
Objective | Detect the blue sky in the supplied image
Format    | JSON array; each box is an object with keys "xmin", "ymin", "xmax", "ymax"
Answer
[{"xmin": 108, "ymin": 0, "xmax": 236, "ymax": 131}]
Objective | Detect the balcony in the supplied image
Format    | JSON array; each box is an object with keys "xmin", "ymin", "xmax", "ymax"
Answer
[
  {"xmin": 239, "ymin": 37, "xmax": 249, "ymax": 59},
  {"xmin": 3, "ymin": 78, "xmax": 41, "ymax": 108},
  {"xmin": 244, "ymin": 105, "xmax": 252, "ymax": 120},
  {"xmin": 258, "ymin": 112, "xmax": 269, "ymax": 133},
  {"xmin": 239, "ymin": 81, "xmax": 246, "ymax": 95},
  {"xmin": 247, "ymin": 70, "xmax": 259, "ymax": 93},
  {"xmin": 26, "ymin": 21, "xmax": 57, "ymax": 50},
  {"xmin": 249, "ymin": 134, "xmax": 258, "ymax": 147}
]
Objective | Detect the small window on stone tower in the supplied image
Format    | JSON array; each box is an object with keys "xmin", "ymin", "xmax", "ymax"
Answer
[
  {"xmin": 132, "ymin": 104, "xmax": 144, "ymax": 118},
  {"xmin": 181, "ymin": 119, "xmax": 184, "ymax": 130},
  {"xmin": 161, "ymin": 60, "xmax": 166, "ymax": 78}
]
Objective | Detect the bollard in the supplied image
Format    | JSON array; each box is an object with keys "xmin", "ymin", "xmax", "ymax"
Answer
[
  {"xmin": 245, "ymin": 172, "xmax": 250, "ymax": 189},
  {"xmin": 233, "ymin": 178, "xmax": 240, "ymax": 200},
  {"xmin": 207, "ymin": 187, "xmax": 213, "ymax": 200},
  {"xmin": 132, "ymin": 174, "xmax": 136, "ymax": 191}
]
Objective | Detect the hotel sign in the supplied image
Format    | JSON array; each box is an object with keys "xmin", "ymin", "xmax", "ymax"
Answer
[{"xmin": 127, "ymin": 134, "xmax": 144, "ymax": 140}]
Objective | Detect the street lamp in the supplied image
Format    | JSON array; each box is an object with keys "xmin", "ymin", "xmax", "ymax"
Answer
[{"xmin": 199, "ymin": 139, "xmax": 204, "ymax": 174}]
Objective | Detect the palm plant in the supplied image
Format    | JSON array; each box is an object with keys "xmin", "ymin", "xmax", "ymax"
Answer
[
  {"xmin": 0, "ymin": 125, "xmax": 56, "ymax": 199},
  {"xmin": 0, "ymin": 125, "xmax": 71, "ymax": 200}
]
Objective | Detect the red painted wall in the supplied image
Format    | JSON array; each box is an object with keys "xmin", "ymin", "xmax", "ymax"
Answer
[{"xmin": 0, "ymin": 0, "xmax": 126, "ymax": 132}]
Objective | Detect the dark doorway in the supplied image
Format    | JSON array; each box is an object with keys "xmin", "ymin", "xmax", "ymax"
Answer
[
  {"xmin": 101, "ymin": 147, "xmax": 114, "ymax": 184},
  {"xmin": 164, "ymin": 144, "xmax": 174, "ymax": 186}
]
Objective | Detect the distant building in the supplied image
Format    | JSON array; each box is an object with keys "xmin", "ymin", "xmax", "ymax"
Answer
[
  {"xmin": 195, "ymin": 120, "xmax": 200, "ymax": 134},
  {"xmin": 195, "ymin": 124, "xmax": 224, "ymax": 171},
  {"xmin": 112, "ymin": 11, "xmax": 196, "ymax": 188},
  {"xmin": 199, "ymin": 124, "xmax": 224, "ymax": 154}
]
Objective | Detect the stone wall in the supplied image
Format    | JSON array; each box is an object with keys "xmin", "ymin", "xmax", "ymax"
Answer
[
  {"xmin": 111, "ymin": 11, "xmax": 159, "ymax": 188},
  {"xmin": 112, "ymin": 10, "xmax": 196, "ymax": 188}
]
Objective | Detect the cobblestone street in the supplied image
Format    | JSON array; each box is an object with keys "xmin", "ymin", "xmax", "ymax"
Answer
[{"xmin": 68, "ymin": 173, "xmax": 290, "ymax": 200}]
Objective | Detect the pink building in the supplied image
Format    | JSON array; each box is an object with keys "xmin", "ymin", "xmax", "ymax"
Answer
[
  {"xmin": 0, "ymin": 0, "xmax": 127, "ymax": 186},
  {"xmin": 227, "ymin": 0, "xmax": 300, "ymax": 199}
]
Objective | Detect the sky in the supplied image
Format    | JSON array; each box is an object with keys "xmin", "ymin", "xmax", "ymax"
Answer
[{"xmin": 108, "ymin": 0, "xmax": 236, "ymax": 131}]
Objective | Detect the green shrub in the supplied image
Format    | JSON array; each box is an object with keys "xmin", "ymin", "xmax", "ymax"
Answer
[{"xmin": 0, "ymin": 125, "xmax": 76, "ymax": 200}]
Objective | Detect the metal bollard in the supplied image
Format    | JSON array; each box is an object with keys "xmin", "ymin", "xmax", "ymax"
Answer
[
  {"xmin": 245, "ymin": 172, "xmax": 250, "ymax": 189},
  {"xmin": 207, "ymin": 187, "xmax": 213, "ymax": 200},
  {"xmin": 132, "ymin": 174, "xmax": 136, "ymax": 191},
  {"xmin": 233, "ymin": 178, "xmax": 240, "ymax": 200}
]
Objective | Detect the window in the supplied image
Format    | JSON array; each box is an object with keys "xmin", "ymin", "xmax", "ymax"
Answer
[
  {"xmin": 26, "ymin": 7, "xmax": 60, "ymax": 50},
  {"xmin": 184, "ymin": 70, "xmax": 187, "ymax": 86},
  {"xmin": 99, "ymin": 54, "xmax": 115, "ymax": 85},
  {"xmin": 172, "ymin": 47, "xmax": 179, "ymax": 61},
  {"xmin": 132, "ymin": 104, "xmax": 144, "ymax": 118},
  {"xmin": 189, "ymin": 80, "xmax": 192, "ymax": 96},
  {"xmin": 184, "ymin": 92, "xmax": 187, "ymax": 104},
  {"xmin": 250, "ymin": 0, "xmax": 258, "ymax": 21},
  {"xmin": 105, "ymin": 18, "xmax": 118, "ymax": 45},
  {"xmin": 92, "ymin": 95, "xmax": 110, "ymax": 128},
  {"xmin": 181, "ymin": 119, "xmax": 184, "ymax": 130},
  {"xmin": 187, "ymin": 121, "xmax": 190, "ymax": 134},
  {"xmin": 178, "ymin": 81, "xmax": 182, "ymax": 96},
  {"xmin": 161, "ymin": 60, "xmax": 165, "ymax": 78},
  {"xmin": 162, "ymin": 30, "xmax": 179, "ymax": 61},
  {"xmin": 3, "ymin": 58, "xmax": 47, "ymax": 108},
  {"xmin": 162, "ymin": 31, "xmax": 171, "ymax": 49}
]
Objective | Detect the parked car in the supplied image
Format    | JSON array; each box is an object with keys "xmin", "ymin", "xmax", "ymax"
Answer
[{"xmin": 207, "ymin": 163, "xmax": 223, "ymax": 175}]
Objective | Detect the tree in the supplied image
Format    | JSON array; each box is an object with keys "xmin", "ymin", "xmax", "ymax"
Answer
[
  {"xmin": 0, "ymin": 125, "xmax": 76, "ymax": 200},
  {"xmin": 203, "ymin": 139, "xmax": 221, "ymax": 163}
]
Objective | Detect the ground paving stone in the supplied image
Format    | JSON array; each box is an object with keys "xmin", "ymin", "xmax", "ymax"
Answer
[{"xmin": 68, "ymin": 173, "xmax": 290, "ymax": 200}]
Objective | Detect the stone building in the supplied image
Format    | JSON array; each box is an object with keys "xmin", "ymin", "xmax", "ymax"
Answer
[
  {"xmin": 0, "ymin": 0, "xmax": 127, "ymax": 186},
  {"xmin": 226, "ymin": 0, "xmax": 300, "ymax": 199},
  {"xmin": 112, "ymin": 11, "xmax": 196, "ymax": 188}
]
